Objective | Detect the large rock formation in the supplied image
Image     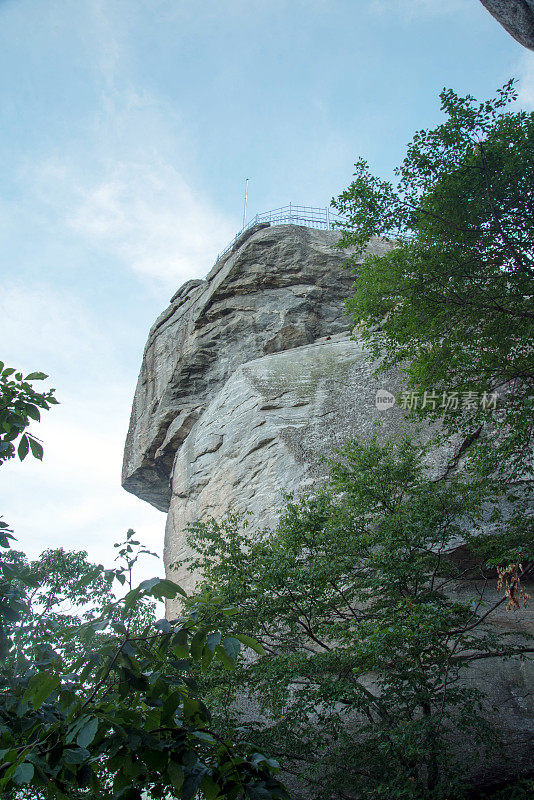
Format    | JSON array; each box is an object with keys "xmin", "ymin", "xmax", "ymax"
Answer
[
  {"xmin": 123, "ymin": 223, "xmax": 533, "ymax": 788},
  {"xmin": 123, "ymin": 224, "xmax": 422, "ymax": 588},
  {"xmin": 164, "ymin": 334, "xmax": 447, "ymax": 591},
  {"xmin": 479, "ymin": 0, "xmax": 534, "ymax": 50},
  {"xmin": 123, "ymin": 224, "xmax": 444, "ymax": 589},
  {"xmin": 123, "ymin": 224, "xmax": 358, "ymax": 512}
]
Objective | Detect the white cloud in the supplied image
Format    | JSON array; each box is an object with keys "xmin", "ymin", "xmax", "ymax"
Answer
[
  {"xmin": 25, "ymin": 82, "xmax": 235, "ymax": 294},
  {"xmin": 11, "ymin": 0, "xmax": 236, "ymax": 297},
  {"xmin": 516, "ymin": 52, "xmax": 534, "ymax": 110},
  {"xmin": 88, "ymin": 0, "xmax": 126, "ymax": 94},
  {"xmin": 62, "ymin": 2, "xmax": 236, "ymax": 290},
  {"xmin": 0, "ymin": 282, "xmax": 117, "ymax": 381},
  {"xmin": 68, "ymin": 158, "xmax": 234, "ymax": 289}
]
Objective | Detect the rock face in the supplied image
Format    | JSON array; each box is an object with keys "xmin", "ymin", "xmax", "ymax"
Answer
[
  {"xmin": 122, "ymin": 224, "xmax": 393, "ymax": 514},
  {"xmin": 123, "ymin": 224, "xmax": 406, "ymax": 590},
  {"xmin": 164, "ymin": 334, "xmax": 446, "ymax": 593},
  {"xmin": 123, "ymin": 223, "xmax": 533, "ymax": 787},
  {"xmin": 479, "ymin": 0, "xmax": 534, "ymax": 50}
]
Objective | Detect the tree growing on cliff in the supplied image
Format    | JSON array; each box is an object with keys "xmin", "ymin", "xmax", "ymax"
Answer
[
  {"xmin": 332, "ymin": 82, "xmax": 534, "ymax": 478},
  {"xmin": 184, "ymin": 436, "xmax": 533, "ymax": 800},
  {"xmin": 0, "ymin": 364, "xmax": 287, "ymax": 800}
]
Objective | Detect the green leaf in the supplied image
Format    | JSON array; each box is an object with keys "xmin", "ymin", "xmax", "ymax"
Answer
[
  {"xmin": 136, "ymin": 577, "xmax": 160, "ymax": 593},
  {"xmin": 25, "ymin": 404, "xmax": 41, "ymax": 421},
  {"xmin": 24, "ymin": 372, "xmax": 48, "ymax": 381},
  {"xmin": 64, "ymin": 748, "xmax": 90, "ymax": 765},
  {"xmin": 121, "ymin": 640, "xmax": 137, "ymax": 658},
  {"xmin": 136, "ymin": 576, "xmax": 187, "ymax": 600},
  {"xmin": 123, "ymin": 587, "xmax": 142, "ymax": 612},
  {"xmin": 190, "ymin": 627, "xmax": 208, "ymax": 660},
  {"xmin": 206, "ymin": 632, "xmax": 221, "ymax": 652},
  {"xmin": 235, "ymin": 634, "xmax": 265, "ymax": 655},
  {"xmin": 201, "ymin": 646, "xmax": 215, "ymax": 671},
  {"xmin": 182, "ymin": 697, "xmax": 200, "ymax": 720},
  {"xmin": 200, "ymin": 774, "xmax": 222, "ymax": 800},
  {"xmin": 222, "ymin": 636, "xmax": 241, "ymax": 661},
  {"xmin": 182, "ymin": 770, "xmax": 206, "ymax": 800},
  {"xmin": 28, "ymin": 437, "xmax": 43, "ymax": 460},
  {"xmin": 24, "ymin": 671, "xmax": 60, "ymax": 710},
  {"xmin": 0, "ymin": 602, "xmax": 20, "ymax": 622},
  {"xmin": 152, "ymin": 577, "xmax": 187, "ymax": 599},
  {"xmin": 193, "ymin": 731, "xmax": 216, "ymax": 744},
  {"xmin": 76, "ymin": 717, "xmax": 99, "ymax": 748},
  {"xmin": 214, "ymin": 644, "xmax": 235, "ymax": 671},
  {"xmin": 168, "ymin": 761, "xmax": 184, "ymax": 793},
  {"xmin": 12, "ymin": 763, "xmax": 34, "ymax": 786},
  {"xmin": 17, "ymin": 434, "xmax": 29, "ymax": 461},
  {"xmin": 75, "ymin": 568, "xmax": 101, "ymax": 590}
]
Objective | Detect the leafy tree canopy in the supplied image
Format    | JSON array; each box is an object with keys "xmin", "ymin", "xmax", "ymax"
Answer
[
  {"xmin": 185, "ymin": 436, "xmax": 533, "ymax": 800},
  {"xmin": 1, "ymin": 530, "xmax": 286, "ymax": 800},
  {"xmin": 332, "ymin": 82, "xmax": 534, "ymax": 477},
  {"xmin": 0, "ymin": 363, "xmax": 286, "ymax": 800}
]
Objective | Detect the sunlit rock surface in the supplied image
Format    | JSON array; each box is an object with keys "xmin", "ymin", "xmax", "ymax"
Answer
[{"xmin": 163, "ymin": 334, "xmax": 437, "ymax": 593}]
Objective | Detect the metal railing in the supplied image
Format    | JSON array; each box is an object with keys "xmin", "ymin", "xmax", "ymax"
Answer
[{"xmin": 216, "ymin": 204, "xmax": 345, "ymax": 263}]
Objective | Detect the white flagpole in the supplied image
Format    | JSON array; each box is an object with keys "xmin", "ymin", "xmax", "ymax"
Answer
[{"xmin": 242, "ymin": 178, "xmax": 249, "ymax": 230}]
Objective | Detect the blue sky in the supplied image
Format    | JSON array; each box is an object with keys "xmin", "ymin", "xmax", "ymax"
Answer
[{"xmin": 1, "ymin": 0, "xmax": 533, "ymax": 581}]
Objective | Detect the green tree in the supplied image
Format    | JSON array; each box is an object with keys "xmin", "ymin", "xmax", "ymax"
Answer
[
  {"xmin": 0, "ymin": 365, "xmax": 287, "ymax": 800},
  {"xmin": 332, "ymin": 81, "xmax": 534, "ymax": 478},
  {"xmin": 1, "ymin": 532, "xmax": 286, "ymax": 800},
  {"xmin": 2, "ymin": 545, "xmax": 115, "ymax": 671},
  {"xmin": 184, "ymin": 437, "xmax": 533, "ymax": 800},
  {"xmin": 0, "ymin": 363, "xmax": 58, "ymax": 464},
  {"xmin": 0, "ymin": 366, "xmax": 59, "ymax": 657}
]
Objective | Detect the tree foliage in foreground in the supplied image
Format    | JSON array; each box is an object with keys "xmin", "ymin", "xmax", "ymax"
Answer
[
  {"xmin": 0, "ymin": 366, "xmax": 286, "ymax": 800},
  {"xmin": 0, "ymin": 531, "xmax": 286, "ymax": 800},
  {"xmin": 332, "ymin": 81, "xmax": 534, "ymax": 477},
  {"xmin": 185, "ymin": 437, "xmax": 533, "ymax": 800},
  {"xmin": 0, "ymin": 364, "xmax": 57, "ymax": 465}
]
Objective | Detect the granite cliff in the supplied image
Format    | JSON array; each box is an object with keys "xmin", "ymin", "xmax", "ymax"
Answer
[
  {"xmin": 122, "ymin": 224, "xmax": 427, "ymax": 591},
  {"xmin": 123, "ymin": 224, "xmax": 363, "ymax": 514},
  {"xmin": 123, "ymin": 223, "xmax": 533, "ymax": 787}
]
